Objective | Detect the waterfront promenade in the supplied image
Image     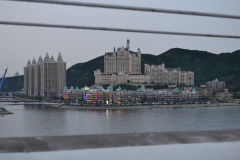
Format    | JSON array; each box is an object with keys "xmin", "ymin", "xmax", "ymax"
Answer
[
  {"xmin": 1, "ymin": 99, "xmax": 239, "ymax": 109},
  {"xmin": 58, "ymin": 103, "xmax": 239, "ymax": 110}
]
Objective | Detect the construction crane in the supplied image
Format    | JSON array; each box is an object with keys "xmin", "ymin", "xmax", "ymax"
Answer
[{"xmin": 0, "ymin": 68, "xmax": 8, "ymax": 91}]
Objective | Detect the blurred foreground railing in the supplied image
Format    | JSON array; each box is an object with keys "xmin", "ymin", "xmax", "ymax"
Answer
[{"xmin": 0, "ymin": 130, "xmax": 240, "ymax": 153}]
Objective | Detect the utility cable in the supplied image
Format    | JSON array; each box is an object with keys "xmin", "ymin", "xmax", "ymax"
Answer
[
  {"xmin": 0, "ymin": 21, "xmax": 240, "ymax": 39},
  {"xmin": 5, "ymin": 0, "xmax": 240, "ymax": 19}
]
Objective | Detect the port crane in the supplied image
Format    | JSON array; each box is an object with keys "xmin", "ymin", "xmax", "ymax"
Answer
[{"xmin": 0, "ymin": 68, "xmax": 8, "ymax": 91}]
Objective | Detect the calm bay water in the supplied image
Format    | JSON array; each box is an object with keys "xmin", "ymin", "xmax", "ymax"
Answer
[{"xmin": 0, "ymin": 104, "xmax": 240, "ymax": 138}]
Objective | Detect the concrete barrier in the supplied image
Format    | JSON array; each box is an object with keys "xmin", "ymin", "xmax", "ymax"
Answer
[{"xmin": 0, "ymin": 130, "xmax": 240, "ymax": 153}]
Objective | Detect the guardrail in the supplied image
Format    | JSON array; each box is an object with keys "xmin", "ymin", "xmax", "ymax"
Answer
[{"xmin": 0, "ymin": 130, "xmax": 240, "ymax": 153}]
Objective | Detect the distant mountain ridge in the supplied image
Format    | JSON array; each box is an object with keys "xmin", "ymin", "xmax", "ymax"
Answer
[
  {"xmin": 0, "ymin": 75, "xmax": 23, "ymax": 92},
  {"xmin": 66, "ymin": 48, "xmax": 240, "ymax": 92}
]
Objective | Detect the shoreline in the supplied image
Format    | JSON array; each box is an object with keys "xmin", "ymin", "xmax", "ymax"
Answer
[{"xmin": 56, "ymin": 103, "xmax": 239, "ymax": 110}]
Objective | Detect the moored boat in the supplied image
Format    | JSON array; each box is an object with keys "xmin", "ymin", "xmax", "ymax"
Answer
[{"xmin": 0, "ymin": 107, "xmax": 13, "ymax": 114}]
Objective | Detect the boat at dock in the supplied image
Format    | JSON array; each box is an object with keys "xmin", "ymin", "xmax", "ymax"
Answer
[{"xmin": 0, "ymin": 107, "xmax": 13, "ymax": 114}]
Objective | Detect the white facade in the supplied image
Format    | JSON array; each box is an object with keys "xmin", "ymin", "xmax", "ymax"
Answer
[
  {"xmin": 94, "ymin": 69, "xmax": 150, "ymax": 86},
  {"xmin": 104, "ymin": 39, "xmax": 141, "ymax": 75},
  {"xmin": 144, "ymin": 63, "xmax": 194, "ymax": 85}
]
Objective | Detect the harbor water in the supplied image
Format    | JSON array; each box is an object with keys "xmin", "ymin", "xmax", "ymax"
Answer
[{"xmin": 0, "ymin": 104, "xmax": 240, "ymax": 138}]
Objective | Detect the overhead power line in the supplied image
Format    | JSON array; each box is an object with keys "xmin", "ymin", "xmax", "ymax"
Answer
[
  {"xmin": 0, "ymin": 21, "xmax": 240, "ymax": 39},
  {"xmin": 6, "ymin": 0, "xmax": 240, "ymax": 19}
]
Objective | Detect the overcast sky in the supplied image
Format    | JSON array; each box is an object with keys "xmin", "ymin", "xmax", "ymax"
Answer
[{"xmin": 0, "ymin": 0, "xmax": 240, "ymax": 76}]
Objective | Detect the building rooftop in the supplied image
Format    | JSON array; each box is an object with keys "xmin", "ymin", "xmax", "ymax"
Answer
[
  {"xmin": 166, "ymin": 68, "xmax": 180, "ymax": 71},
  {"xmin": 84, "ymin": 86, "xmax": 90, "ymax": 90},
  {"xmin": 149, "ymin": 65, "xmax": 160, "ymax": 67},
  {"xmin": 105, "ymin": 52, "xmax": 113, "ymax": 56},
  {"xmin": 107, "ymin": 86, "xmax": 113, "ymax": 89}
]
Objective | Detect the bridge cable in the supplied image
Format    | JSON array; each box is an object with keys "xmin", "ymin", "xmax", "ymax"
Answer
[
  {"xmin": 0, "ymin": 21, "xmax": 240, "ymax": 39},
  {"xmin": 5, "ymin": 0, "xmax": 240, "ymax": 19}
]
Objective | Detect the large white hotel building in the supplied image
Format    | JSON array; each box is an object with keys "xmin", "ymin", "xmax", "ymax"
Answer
[{"xmin": 94, "ymin": 40, "xmax": 194, "ymax": 86}]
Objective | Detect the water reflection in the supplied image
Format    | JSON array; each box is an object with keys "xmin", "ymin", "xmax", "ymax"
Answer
[
  {"xmin": 23, "ymin": 104, "xmax": 67, "ymax": 137},
  {"xmin": 0, "ymin": 105, "xmax": 240, "ymax": 138},
  {"xmin": 106, "ymin": 110, "xmax": 109, "ymax": 122}
]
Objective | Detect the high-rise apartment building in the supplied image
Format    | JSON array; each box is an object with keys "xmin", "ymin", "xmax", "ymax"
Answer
[{"xmin": 24, "ymin": 53, "xmax": 66, "ymax": 98}]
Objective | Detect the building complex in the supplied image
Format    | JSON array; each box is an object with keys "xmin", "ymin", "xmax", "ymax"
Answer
[
  {"xmin": 144, "ymin": 63, "xmax": 194, "ymax": 85},
  {"xmin": 63, "ymin": 85, "xmax": 199, "ymax": 104},
  {"xmin": 94, "ymin": 39, "xmax": 194, "ymax": 86},
  {"xmin": 63, "ymin": 78, "xmax": 231, "ymax": 104},
  {"xmin": 207, "ymin": 78, "xmax": 230, "ymax": 100}
]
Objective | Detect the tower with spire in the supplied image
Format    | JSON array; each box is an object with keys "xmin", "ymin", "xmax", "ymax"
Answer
[
  {"xmin": 104, "ymin": 39, "xmax": 141, "ymax": 75},
  {"xmin": 126, "ymin": 39, "xmax": 130, "ymax": 50}
]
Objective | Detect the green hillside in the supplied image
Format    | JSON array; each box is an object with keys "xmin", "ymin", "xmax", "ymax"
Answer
[
  {"xmin": 67, "ymin": 48, "xmax": 240, "ymax": 91},
  {"xmin": 66, "ymin": 55, "xmax": 104, "ymax": 88},
  {"xmin": 0, "ymin": 75, "xmax": 24, "ymax": 92}
]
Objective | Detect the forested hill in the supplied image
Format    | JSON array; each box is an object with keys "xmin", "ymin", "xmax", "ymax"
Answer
[
  {"xmin": 0, "ymin": 75, "xmax": 24, "ymax": 92},
  {"xmin": 66, "ymin": 48, "xmax": 240, "ymax": 91},
  {"xmin": 66, "ymin": 55, "xmax": 104, "ymax": 89},
  {"xmin": 152, "ymin": 48, "xmax": 240, "ymax": 91}
]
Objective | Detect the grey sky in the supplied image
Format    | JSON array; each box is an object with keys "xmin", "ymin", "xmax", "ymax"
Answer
[{"xmin": 0, "ymin": 0, "xmax": 240, "ymax": 76}]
